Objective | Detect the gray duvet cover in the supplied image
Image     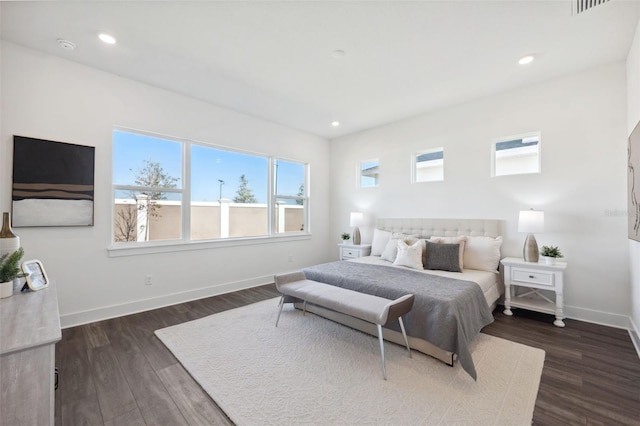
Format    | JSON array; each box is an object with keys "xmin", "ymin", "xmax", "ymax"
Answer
[{"xmin": 303, "ymin": 261, "xmax": 494, "ymax": 380}]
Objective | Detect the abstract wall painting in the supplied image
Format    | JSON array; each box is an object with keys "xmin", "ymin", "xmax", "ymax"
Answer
[
  {"xmin": 629, "ymin": 121, "xmax": 640, "ymax": 242},
  {"xmin": 12, "ymin": 136, "xmax": 95, "ymax": 227}
]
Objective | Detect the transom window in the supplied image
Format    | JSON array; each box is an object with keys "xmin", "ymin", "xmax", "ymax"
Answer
[
  {"xmin": 413, "ymin": 148, "xmax": 444, "ymax": 182},
  {"xmin": 112, "ymin": 129, "xmax": 308, "ymax": 247},
  {"xmin": 492, "ymin": 133, "xmax": 541, "ymax": 177},
  {"xmin": 359, "ymin": 159, "xmax": 379, "ymax": 188}
]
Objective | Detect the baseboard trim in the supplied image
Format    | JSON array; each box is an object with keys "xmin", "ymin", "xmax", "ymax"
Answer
[
  {"xmin": 630, "ymin": 317, "xmax": 640, "ymax": 360},
  {"xmin": 563, "ymin": 304, "xmax": 631, "ymax": 329},
  {"xmin": 60, "ymin": 281, "xmax": 640, "ymax": 348},
  {"xmin": 59, "ymin": 275, "xmax": 274, "ymax": 328}
]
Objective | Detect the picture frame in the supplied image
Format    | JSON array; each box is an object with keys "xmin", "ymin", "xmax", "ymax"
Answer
[
  {"xmin": 629, "ymin": 120, "xmax": 640, "ymax": 242},
  {"xmin": 21, "ymin": 259, "xmax": 49, "ymax": 291},
  {"xmin": 12, "ymin": 135, "xmax": 95, "ymax": 227}
]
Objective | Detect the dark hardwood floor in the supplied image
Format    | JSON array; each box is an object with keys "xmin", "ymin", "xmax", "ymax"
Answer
[{"xmin": 55, "ymin": 285, "xmax": 640, "ymax": 425}]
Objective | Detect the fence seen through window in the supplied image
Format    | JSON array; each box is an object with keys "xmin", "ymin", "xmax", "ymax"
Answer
[{"xmin": 112, "ymin": 130, "xmax": 308, "ymax": 244}]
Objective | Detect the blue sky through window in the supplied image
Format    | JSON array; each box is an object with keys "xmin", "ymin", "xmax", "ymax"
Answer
[{"xmin": 113, "ymin": 130, "xmax": 305, "ymax": 203}]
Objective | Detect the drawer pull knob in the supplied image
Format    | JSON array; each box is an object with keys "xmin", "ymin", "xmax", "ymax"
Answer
[{"xmin": 529, "ymin": 275, "xmax": 535, "ymax": 279}]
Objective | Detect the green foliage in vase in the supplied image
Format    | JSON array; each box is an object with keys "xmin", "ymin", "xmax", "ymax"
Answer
[
  {"xmin": 0, "ymin": 247, "xmax": 27, "ymax": 283},
  {"xmin": 341, "ymin": 232, "xmax": 351, "ymax": 241},
  {"xmin": 540, "ymin": 246, "xmax": 563, "ymax": 258}
]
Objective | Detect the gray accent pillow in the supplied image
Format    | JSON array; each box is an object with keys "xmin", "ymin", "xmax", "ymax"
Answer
[{"xmin": 424, "ymin": 241, "xmax": 462, "ymax": 272}]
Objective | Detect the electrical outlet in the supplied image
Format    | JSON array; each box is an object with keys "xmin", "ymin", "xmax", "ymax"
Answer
[
  {"xmin": 145, "ymin": 275, "xmax": 153, "ymax": 286},
  {"xmin": 288, "ymin": 255, "xmax": 293, "ymax": 262}
]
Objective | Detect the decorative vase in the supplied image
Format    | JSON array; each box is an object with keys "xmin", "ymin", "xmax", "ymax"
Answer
[
  {"xmin": 0, "ymin": 281, "xmax": 13, "ymax": 298},
  {"xmin": 542, "ymin": 256, "xmax": 557, "ymax": 265},
  {"xmin": 0, "ymin": 212, "xmax": 20, "ymax": 258}
]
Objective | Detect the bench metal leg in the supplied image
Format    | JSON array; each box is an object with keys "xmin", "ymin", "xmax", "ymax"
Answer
[
  {"xmin": 303, "ymin": 300, "xmax": 307, "ymax": 316},
  {"xmin": 275, "ymin": 295, "xmax": 285, "ymax": 327},
  {"xmin": 376, "ymin": 324, "xmax": 387, "ymax": 380},
  {"xmin": 398, "ymin": 317, "xmax": 412, "ymax": 358}
]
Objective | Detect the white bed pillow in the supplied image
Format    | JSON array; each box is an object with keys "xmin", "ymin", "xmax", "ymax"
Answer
[
  {"xmin": 429, "ymin": 236, "xmax": 466, "ymax": 270},
  {"xmin": 381, "ymin": 235, "xmax": 418, "ymax": 262},
  {"xmin": 393, "ymin": 240, "xmax": 424, "ymax": 270},
  {"xmin": 463, "ymin": 236, "xmax": 503, "ymax": 272},
  {"xmin": 371, "ymin": 229, "xmax": 392, "ymax": 256}
]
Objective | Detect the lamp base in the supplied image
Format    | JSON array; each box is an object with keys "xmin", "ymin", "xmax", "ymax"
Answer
[
  {"xmin": 353, "ymin": 227, "xmax": 361, "ymax": 245},
  {"xmin": 523, "ymin": 233, "xmax": 539, "ymax": 262}
]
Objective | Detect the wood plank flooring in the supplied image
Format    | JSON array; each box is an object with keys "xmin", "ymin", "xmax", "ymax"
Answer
[{"xmin": 55, "ymin": 285, "xmax": 640, "ymax": 425}]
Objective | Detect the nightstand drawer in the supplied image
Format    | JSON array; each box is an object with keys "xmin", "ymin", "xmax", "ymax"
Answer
[
  {"xmin": 338, "ymin": 244, "xmax": 371, "ymax": 260},
  {"xmin": 512, "ymin": 269, "xmax": 554, "ymax": 286},
  {"xmin": 342, "ymin": 249, "xmax": 358, "ymax": 258}
]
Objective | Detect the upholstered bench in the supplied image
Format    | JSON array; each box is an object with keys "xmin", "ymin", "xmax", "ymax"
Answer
[{"xmin": 274, "ymin": 271, "xmax": 415, "ymax": 380}]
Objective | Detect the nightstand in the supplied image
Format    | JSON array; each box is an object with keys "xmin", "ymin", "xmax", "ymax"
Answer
[
  {"xmin": 339, "ymin": 244, "xmax": 372, "ymax": 260},
  {"xmin": 500, "ymin": 257, "xmax": 567, "ymax": 327}
]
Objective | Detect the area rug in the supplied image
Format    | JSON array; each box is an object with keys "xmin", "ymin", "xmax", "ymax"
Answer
[{"xmin": 155, "ymin": 298, "xmax": 544, "ymax": 425}]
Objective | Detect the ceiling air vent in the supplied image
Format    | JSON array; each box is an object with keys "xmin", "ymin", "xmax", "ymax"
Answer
[{"xmin": 573, "ymin": 0, "xmax": 610, "ymax": 15}]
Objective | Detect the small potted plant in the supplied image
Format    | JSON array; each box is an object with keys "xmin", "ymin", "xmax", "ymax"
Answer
[
  {"xmin": 340, "ymin": 232, "xmax": 351, "ymax": 245},
  {"xmin": 540, "ymin": 246, "xmax": 563, "ymax": 265},
  {"xmin": 0, "ymin": 247, "xmax": 26, "ymax": 298}
]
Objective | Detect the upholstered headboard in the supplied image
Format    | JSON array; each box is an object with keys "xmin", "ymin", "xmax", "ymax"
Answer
[{"xmin": 375, "ymin": 218, "xmax": 501, "ymax": 238}]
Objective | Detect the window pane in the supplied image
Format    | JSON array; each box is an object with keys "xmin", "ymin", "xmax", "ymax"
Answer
[
  {"xmin": 360, "ymin": 160, "xmax": 379, "ymax": 187},
  {"xmin": 191, "ymin": 144, "xmax": 268, "ymax": 240},
  {"xmin": 415, "ymin": 149, "xmax": 444, "ymax": 182},
  {"xmin": 275, "ymin": 160, "xmax": 305, "ymax": 196},
  {"xmin": 275, "ymin": 198, "xmax": 305, "ymax": 233},
  {"xmin": 273, "ymin": 160, "xmax": 307, "ymax": 235},
  {"xmin": 113, "ymin": 130, "xmax": 182, "ymax": 188},
  {"xmin": 494, "ymin": 134, "xmax": 540, "ymax": 176},
  {"xmin": 114, "ymin": 191, "xmax": 181, "ymax": 242}
]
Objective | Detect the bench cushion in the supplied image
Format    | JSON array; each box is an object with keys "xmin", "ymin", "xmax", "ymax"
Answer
[{"xmin": 278, "ymin": 279, "xmax": 405, "ymax": 326}]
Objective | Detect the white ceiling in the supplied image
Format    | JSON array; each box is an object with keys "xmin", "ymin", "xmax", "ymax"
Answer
[{"xmin": 2, "ymin": 1, "xmax": 639, "ymax": 139}]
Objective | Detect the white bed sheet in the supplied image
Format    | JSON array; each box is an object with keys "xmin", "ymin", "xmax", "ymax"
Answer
[{"xmin": 349, "ymin": 256, "xmax": 502, "ymax": 307}]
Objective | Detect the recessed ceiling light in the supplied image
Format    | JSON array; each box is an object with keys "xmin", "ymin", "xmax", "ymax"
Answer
[
  {"xmin": 331, "ymin": 50, "xmax": 346, "ymax": 58},
  {"xmin": 331, "ymin": 121, "xmax": 341, "ymax": 127},
  {"xmin": 98, "ymin": 33, "xmax": 117, "ymax": 45},
  {"xmin": 518, "ymin": 55, "xmax": 534, "ymax": 65},
  {"xmin": 57, "ymin": 39, "xmax": 76, "ymax": 50}
]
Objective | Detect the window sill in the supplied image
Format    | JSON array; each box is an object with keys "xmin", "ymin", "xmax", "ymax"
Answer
[{"xmin": 107, "ymin": 233, "xmax": 312, "ymax": 257}]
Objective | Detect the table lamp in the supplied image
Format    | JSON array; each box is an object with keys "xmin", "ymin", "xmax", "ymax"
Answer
[
  {"xmin": 518, "ymin": 209, "xmax": 544, "ymax": 262},
  {"xmin": 350, "ymin": 212, "xmax": 363, "ymax": 245}
]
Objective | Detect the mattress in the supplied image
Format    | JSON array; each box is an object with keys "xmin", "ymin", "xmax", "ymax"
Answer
[{"xmin": 349, "ymin": 255, "xmax": 502, "ymax": 308}]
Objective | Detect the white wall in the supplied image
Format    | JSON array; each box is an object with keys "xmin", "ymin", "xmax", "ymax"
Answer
[
  {"xmin": 627, "ymin": 18, "xmax": 640, "ymax": 354},
  {"xmin": 0, "ymin": 42, "xmax": 332, "ymax": 327},
  {"xmin": 331, "ymin": 62, "xmax": 630, "ymax": 327}
]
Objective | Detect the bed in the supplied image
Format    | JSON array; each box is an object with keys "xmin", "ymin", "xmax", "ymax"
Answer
[{"xmin": 298, "ymin": 218, "xmax": 503, "ymax": 379}]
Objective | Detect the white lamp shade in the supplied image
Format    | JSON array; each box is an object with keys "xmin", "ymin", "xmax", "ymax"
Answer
[
  {"xmin": 350, "ymin": 212, "xmax": 364, "ymax": 227},
  {"xmin": 518, "ymin": 210, "xmax": 544, "ymax": 233}
]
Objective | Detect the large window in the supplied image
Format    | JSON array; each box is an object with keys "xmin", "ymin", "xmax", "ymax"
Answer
[{"xmin": 112, "ymin": 129, "xmax": 308, "ymax": 247}]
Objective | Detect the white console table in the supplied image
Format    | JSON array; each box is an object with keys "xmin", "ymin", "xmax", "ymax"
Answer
[{"xmin": 1, "ymin": 281, "xmax": 61, "ymax": 425}]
